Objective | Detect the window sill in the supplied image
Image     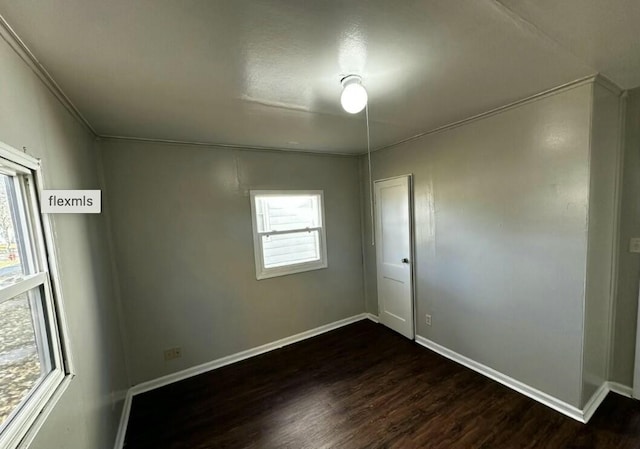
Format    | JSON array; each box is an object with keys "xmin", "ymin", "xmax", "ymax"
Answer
[
  {"xmin": 3, "ymin": 373, "xmax": 74, "ymax": 449},
  {"xmin": 256, "ymin": 262, "xmax": 328, "ymax": 280}
]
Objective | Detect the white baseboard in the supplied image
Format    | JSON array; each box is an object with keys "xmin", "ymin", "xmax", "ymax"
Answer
[
  {"xmin": 608, "ymin": 381, "xmax": 633, "ymax": 398},
  {"xmin": 114, "ymin": 313, "xmax": 370, "ymax": 448},
  {"xmin": 130, "ymin": 313, "xmax": 369, "ymax": 396},
  {"xmin": 365, "ymin": 313, "xmax": 379, "ymax": 323},
  {"xmin": 582, "ymin": 382, "xmax": 610, "ymax": 422},
  {"xmin": 114, "ymin": 315, "xmax": 625, "ymax": 448},
  {"xmin": 414, "ymin": 335, "xmax": 610, "ymax": 423},
  {"xmin": 112, "ymin": 390, "xmax": 133, "ymax": 449}
]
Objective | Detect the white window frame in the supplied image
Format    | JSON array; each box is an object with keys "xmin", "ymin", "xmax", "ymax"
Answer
[
  {"xmin": 0, "ymin": 140, "xmax": 73, "ymax": 449},
  {"xmin": 250, "ymin": 190, "xmax": 328, "ymax": 280}
]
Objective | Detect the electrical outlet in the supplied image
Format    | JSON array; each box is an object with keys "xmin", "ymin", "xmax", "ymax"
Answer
[
  {"xmin": 425, "ymin": 314, "xmax": 432, "ymax": 326},
  {"xmin": 630, "ymin": 238, "xmax": 640, "ymax": 253},
  {"xmin": 163, "ymin": 347, "xmax": 182, "ymax": 361}
]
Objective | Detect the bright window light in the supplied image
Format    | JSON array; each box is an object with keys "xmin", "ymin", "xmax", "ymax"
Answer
[
  {"xmin": 250, "ymin": 191, "xmax": 328, "ymax": 279},
  {"xmin": 0, "ymin": 141, "xmax": 70, "ymax": 449}
]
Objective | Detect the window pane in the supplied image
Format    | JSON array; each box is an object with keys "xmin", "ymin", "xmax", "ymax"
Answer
[
  {"xmin": 0, "ymin": 175, "xmax": 27, "ymax": 287},
  {"xmin": 0, "ymin": 288, "xmax": 51, "ymax": 428},
  {"xmin": 256, "ymin": 195, "xmax": 320, "ymax": 233},
  {"xmin": 262, "ymin": 230, "xmax": 320, "ymax": 268}
]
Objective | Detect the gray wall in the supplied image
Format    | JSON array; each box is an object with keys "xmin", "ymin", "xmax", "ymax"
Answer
[
  {"xmin": 361, "ymin": 83, "xmax": 595, "ymax": 407},
  {"xmin": 99, "ymin": 140, "xmax": 365, "ymax": 384},
  {"xmin": 611, "ymin": 88, "xmax": 640, "ymax": 386},
  {"xmin": 0, "ymin": 35, "xmax": 128, "ymax": 448},
  {"xmin": 582, "ymin": 83, "xmax": 622, "ymax": 404}
]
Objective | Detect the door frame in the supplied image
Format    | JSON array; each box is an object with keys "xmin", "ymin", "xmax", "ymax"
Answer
[
  {"xmin": 373, "ymin": 173, "xmax": 417, "ymax": 340},
  {"xmin": 634, "ymin": 280, "xmax": 640, "ymax": 398}
]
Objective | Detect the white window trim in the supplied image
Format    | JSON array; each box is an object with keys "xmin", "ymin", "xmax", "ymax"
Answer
[
  {"xmin": 250, "ymin": 190, "xmax": 328, "ymax": 280},
  {"xmin": 0, "ymin": 140, "xmax": 73, "ymax": 449}
]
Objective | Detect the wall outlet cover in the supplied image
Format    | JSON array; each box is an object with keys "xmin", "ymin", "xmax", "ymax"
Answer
[{"xmin": 164, "ymin": 347, "xmax": 182, "ymax": 361}]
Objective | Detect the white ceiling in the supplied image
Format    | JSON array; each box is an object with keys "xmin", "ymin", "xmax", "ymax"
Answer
[{"xmin": 0, "ymin": 0, "xmax": 638, "ymax": 154}]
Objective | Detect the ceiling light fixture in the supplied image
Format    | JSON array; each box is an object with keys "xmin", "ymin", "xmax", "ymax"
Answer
[
  {"xmin": 339, "ymin": 74, "xmax": 375, "ymax": 245},
  {"xmin": 340, "ymin": 75, "xmax": 368, "ymax": 114}
]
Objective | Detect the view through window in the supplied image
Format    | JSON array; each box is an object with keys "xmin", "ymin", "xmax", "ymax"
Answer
[
  {"xmin": 0, "ymin": 150, "xmax": 68, "ymax": 449},
  {"xmin": 251, "ymin": 191, "xmax": 327, "ymax": 279}
]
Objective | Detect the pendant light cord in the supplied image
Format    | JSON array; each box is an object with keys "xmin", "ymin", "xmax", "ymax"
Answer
[{"xmin": 365, "ymin": 103, "xmax": 374, "ymax": 246}]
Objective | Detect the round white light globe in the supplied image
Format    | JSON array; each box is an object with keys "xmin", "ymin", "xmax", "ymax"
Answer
[{"xmin": 340, "ymin": 82, "xmax": 368, "ymax": 114}]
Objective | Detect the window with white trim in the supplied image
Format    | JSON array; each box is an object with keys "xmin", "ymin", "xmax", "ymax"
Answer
[
  {"xmin": 250, "ymin": 190, "xmax": 328, "ymax": 279},
  {"xmin": 0, "ymin": 142, "xmax": 70, "ymax": 449}
]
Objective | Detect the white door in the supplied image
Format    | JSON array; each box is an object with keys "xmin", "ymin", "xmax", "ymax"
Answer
[{"xmin": 374, "ymin": 175, "xmax": 414, "ymax": 339}]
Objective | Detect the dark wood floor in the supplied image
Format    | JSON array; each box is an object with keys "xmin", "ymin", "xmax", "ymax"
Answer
[{"xmin": 125, "ymin": 320, "xmax": 640, "ymax": 449}]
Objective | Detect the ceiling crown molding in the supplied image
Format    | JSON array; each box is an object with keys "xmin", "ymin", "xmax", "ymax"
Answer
[
  {"xmin": 1, "ymin": 13, "xmax": 626, "ymax": 157},
  {"xmin": 1, "ymin": 13, "xmax": 358, "ymax": 157},
  {"xmin": 0, "ymin": 14, "xmax": 96, "ymax": 136},
  {"xmin": 593, "ymin": 74, "xmax": 625, "ymax": 96},
  {"xmin": 367, "ymin": 74, "xmax": 623, "ymax": 155},
  {"xmin": 98, "ymin": 135, "xmax": 360, "ymax": 158}
]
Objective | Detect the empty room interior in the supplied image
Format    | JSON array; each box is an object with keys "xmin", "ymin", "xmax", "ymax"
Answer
[{"xmin": 1, "ymin": 1, "xmax": 640, "ymax": 448}]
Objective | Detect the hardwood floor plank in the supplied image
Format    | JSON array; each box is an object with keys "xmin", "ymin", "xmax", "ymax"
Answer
[{"xmin": 124, "ymin": 321, "xmax": 640, "ymax": 449}]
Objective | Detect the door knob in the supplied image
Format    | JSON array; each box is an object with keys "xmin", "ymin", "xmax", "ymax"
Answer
[{"xmin": 402, "ymin": 258, "xmax": 410, "ymax": 264}]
